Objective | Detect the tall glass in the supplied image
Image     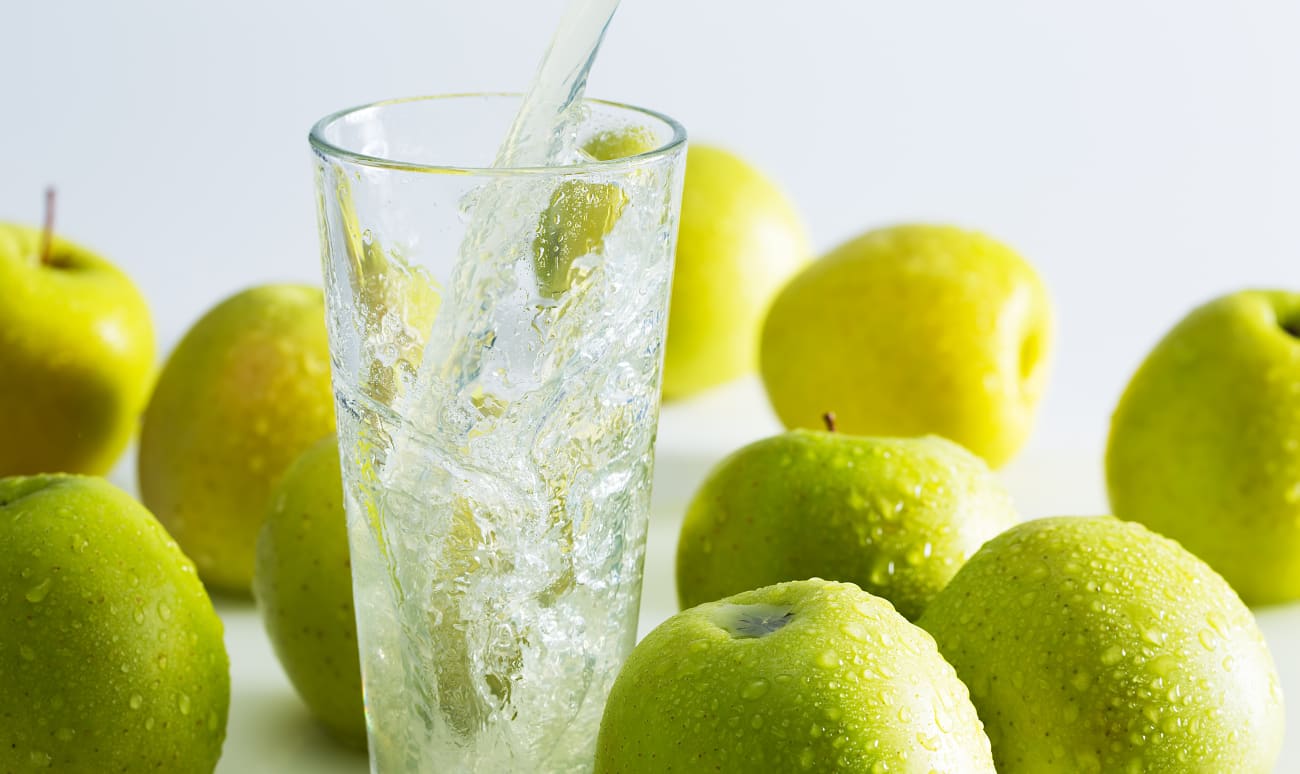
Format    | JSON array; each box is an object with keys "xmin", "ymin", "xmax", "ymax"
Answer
[{"xmin": 310, "ymin": 94, "xmax": 686, "ymax": 773}]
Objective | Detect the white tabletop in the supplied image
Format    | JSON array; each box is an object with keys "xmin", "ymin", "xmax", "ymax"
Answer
[{"xmin": 101, "ymin": 377, "xmax": 1299, "ymax": 773}]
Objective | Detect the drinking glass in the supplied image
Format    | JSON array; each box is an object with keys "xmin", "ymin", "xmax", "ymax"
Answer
[{"xmin": 310, "ymin": 94, "xmax": 686, "ymax": 773}]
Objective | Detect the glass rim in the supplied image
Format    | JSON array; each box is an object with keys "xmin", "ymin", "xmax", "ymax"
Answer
[{"xmin": 309, "ymin": 92, "xmax": 687, "ymax": 176}]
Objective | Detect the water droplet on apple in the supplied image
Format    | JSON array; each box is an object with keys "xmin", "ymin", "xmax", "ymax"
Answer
[
  {"xmin": 740, "ymin": 679, "xmax": 769, "ymax": 700},
  {"xmin": 1140, "ymin": 626, "xmax": 1165, "ymax": 645},
  {"xmin": 840, "ymin": 622, "xmax": 868, "ymax": 642},
  {"xmin": 1147, "ymin": 654, "xmax": 1177, "ymax": 677},
  {"xmin": 25, "ymin": 578, "xmax": 52, "ymax": 603}
]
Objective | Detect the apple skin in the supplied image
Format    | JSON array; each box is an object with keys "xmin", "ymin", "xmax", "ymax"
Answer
[
  {"xmin": 662, "ymin": 145, "xmax": 808, "ymax": 400},
  {"xmin": 1107, "ymin": 290, "xmax": 1300, "ymax": 606},
  {"xmin": 139, "ymin": 285, "xmax": 335, "ymax": 594},
  {"xmin": 760, "ymin": 224, "xmax": 1053, "ymax": 468},
  {"xmin": 253, "ymin": 435, "xmax": 365, "ymax": 748},
  {"xmin": 918, "ymin": 516, "xmax": 1284, "ymax": 773},
  {"xmin": 676, "ymin": 431, "xmax": 1017, "ymax": 620},
  {"xmin": 0, "ymin": 474, "xmax": 229, "ymax": 773},
  {"xmin": 0, "ymin": 223, "xmax": 154, "ymax": 476},
  {"xmin": 595, "ymin": 579, "xmax": 994, "ymax": 773}
]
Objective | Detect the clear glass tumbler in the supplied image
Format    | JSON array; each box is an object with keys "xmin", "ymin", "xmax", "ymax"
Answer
[{"xmin": 310, "ymin": 94, "xmax": 686, "ymax": 773}]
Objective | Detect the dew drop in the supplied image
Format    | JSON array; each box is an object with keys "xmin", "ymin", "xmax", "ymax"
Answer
[
  {"xmin": 933, "ymin": 704, "xmax": 953, "ymax": 733},
  {"xmin": 741, "ymin": 679, "xmax": 770, "ymax": 700},
  {"xmin": 25, "ymin": 578, "xmax": 52, "ymax": 603},
  {"xmin": 129, "ymin": 694, "xmax": 143, "ymax": 710},
  {"xmin": 841, "ymin": 622, "xmax": 868, "ymax": 642},
  {"xmin": 179, "ymin": 693, "xmax": 191, "ymax": 715},
  {"xmin": 1148, "ymin": 654, "xmax": 1177, "ymax": 677}
]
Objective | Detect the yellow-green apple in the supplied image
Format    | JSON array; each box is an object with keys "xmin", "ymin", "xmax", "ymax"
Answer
[
  {"xmin": 139, "ymin": 285, "xmax": 335, "ymax": 594},
  {"xmin": 662, "ymin": 145, "xmax": 808, "ymax": 399},
  {"xmin": 595, "ymin": 579, "xmax": 994, "ymax": 772},
  {"xmin": 676, "ymin": 422, "xmax": 1017, "ymax": 619},
  {"xmin": 0, "ymin": 198, "xmax": 154, "ymax": 476},
  {"xmin": 0, "ymin": 474, "xmax": 229, "ymax": 772},
  {"xmin": 919, "ymin": 516, "xmax": 1284, "ymax": 772},
  {"xmin": 1108, "ymin": 289, "xmax": 1300, "ymax": 605},
  {"xmin": 254, "ymin": 435, "xmax": 364, "ymax": 748},
  {"xmin": 760, "ymin": 224, "xmax": 1053, "ymax": 468}
]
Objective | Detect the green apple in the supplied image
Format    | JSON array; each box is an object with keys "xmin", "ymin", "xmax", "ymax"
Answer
[
  {"xmin": 595, "ymin": 579, "xmax": 995, "ymax": 772},
  {"xmin": 662, "ymin": 145, "xmax": 808, "ymax": 399},
  {"xmin": 253, "ymin": 434, "xmax": 365, "ymax": 748},
  {"xmin": 139, "ymin": 285, "xmax": 335, "ymax": 594},
  {"xmin": 760, "ymin": 224, "xmax": 1053, "ymax": 468},
  {"xmin": 1108, "ymin": 290, "xmax": 1300, "ymax": 605},
  {"xmin": 0, "ymin": 474, "xmax": 229, "ymax": 772},
  {"xmin": 0, "ymin": 207, "xmax": 154, "ymax": 476},
  {"xmin": 919, "ymin": 516, "xmax": 1284, "ymax": 772},
  {"xmin": 676, "ymin": 425, "xmax": 1017, "ymax": 620}
]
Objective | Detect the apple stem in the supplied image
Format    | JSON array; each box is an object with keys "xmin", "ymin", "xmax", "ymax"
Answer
[
  {"xmin": 822, "ymin": 412, "xmax": 837, "ymax": 433},
  {"xmin": 38, "ymin": 187, "xmax": 56, "ymax": 266}
]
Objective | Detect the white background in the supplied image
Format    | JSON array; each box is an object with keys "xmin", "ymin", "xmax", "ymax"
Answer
[{"xmin": 3, "ymin": 1, "xmax": 1299, "ymax": 770}]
